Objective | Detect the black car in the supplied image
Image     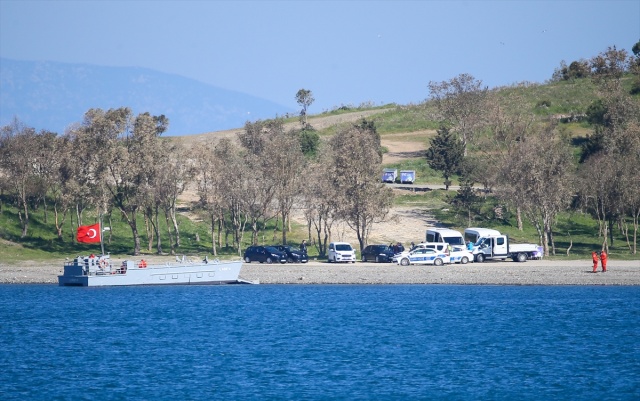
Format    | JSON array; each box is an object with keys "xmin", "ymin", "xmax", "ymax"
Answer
[
  {"xmin": 243, "ymin": 246, "xmax": 287, "ymax": 264},
  {"xmin": 361, "ymin": 244, "xmax": 395, "ymax": 263},
  {"xmin": 274, "ymin": 245, "xmax": 308, "ymax": 263}
]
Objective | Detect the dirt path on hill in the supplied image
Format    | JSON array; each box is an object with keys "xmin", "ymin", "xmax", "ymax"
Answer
[{"xmin": 175, "ymin": 108, "xmax": 393, "ymax": 147}]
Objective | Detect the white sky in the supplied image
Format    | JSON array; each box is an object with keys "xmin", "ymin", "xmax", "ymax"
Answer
[{"xmin": 1, "ymin": 0, "xmax": 639, "ymax": 112}]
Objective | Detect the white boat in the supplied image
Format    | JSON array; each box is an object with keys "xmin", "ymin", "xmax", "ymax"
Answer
[{"xmin": 58, "ymin": 254, "xmax": 251, "ymax": 286}]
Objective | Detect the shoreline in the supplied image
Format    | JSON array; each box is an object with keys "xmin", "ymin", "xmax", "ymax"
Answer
[{"xmin": 1, "ymin": 258, "xmax": 638, "ymax": 286}]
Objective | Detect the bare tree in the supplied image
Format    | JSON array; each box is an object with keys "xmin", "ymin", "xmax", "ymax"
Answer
[
  {"xmin": 0, "ymin": 120, "xmax": 39, "ymax": 237},
  {"xmin": 329, "ymin": 119, "xmax": 394, "ymax": 252},
  {"xmin": 263, "ymin": 129, "xmax": 306, "ymax": 244},
  {"xmin": 159, "ymin": 145, "xmax": 193, "ymax": 254},
  {"xmin": 193, "ymin": 143, "xmax": 227, "ymax": 256},
  {"xmin": 301, "ymin": 147, "xmax": 339, "ymax": 257},
  {"xmin": 296, "ymin": 89, "xmax": 315, "ymax": 126},
  {"xmin": 213, "ymin": 139, "xmax": 254, "ymax": 254},
  {"xmin": 575, "ymin": 46, "xmax": 640, "ymax": 253},
  {"xmin": 496, "ymin": 124, "xmax": 575, "ymax": 256},
  {"xmin": 428, "ymin": 74, "xmax": 489, "ymax": 155},
  {"xmin": 75, "ymin": 108, "xmax": 168, "ymax": 255},
  {"xmin": 478, "ymin": 91, "xmax": 540, "ymax": 230}
]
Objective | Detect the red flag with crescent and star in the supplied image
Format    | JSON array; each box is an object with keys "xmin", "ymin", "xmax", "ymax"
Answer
[{"xmin": 76, "ymin": 223, "xmax": 101, "ymax": 243}]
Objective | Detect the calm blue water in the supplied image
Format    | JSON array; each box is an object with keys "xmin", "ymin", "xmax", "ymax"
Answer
[{"xmin": 1, "ymin": 284, "xmax": 638, "ymax": 400}]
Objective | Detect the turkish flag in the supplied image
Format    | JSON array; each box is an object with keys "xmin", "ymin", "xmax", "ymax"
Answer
[{"xmin": 77, "ymin": 223, "xmax": 101, "ymax": 243}]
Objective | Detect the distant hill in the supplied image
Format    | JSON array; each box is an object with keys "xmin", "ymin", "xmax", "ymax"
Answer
[{"xmin": 0, "ymin": 58, "xmax": 294, "ymax": 136}]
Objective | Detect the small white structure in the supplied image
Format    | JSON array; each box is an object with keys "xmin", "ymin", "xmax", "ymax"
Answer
[
  {"xmin": 399, "ymin": 170, "xmax": 416, "ymax": 184},
  {"xmin": 382, "ymin": 168, "xmax": 397, "ymax": 183}
]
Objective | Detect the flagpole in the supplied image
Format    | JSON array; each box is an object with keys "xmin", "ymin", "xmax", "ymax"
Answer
[{"xmin": 100, "ymin": 213, "xmax": 105, "ymax": 255}]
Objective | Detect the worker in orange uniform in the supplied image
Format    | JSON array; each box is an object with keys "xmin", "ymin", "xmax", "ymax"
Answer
[
  {"xmin": 600, "ymin": 250, "xmax": 607, "ymax": 272},
  {"xmin": 592, "ymin": 251, "xmax": 599, "ymax": 273}
]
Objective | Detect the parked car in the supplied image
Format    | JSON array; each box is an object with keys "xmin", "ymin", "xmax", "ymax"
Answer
[
  {"xmin": 361, "ymin": 244, "xmax": 395, "ymax": 262},
  {"xmin": 449, "ymin": 245, "xmax": 473, "ymax": 264},
  {"xmin": 243, "ymin": 246, "xmax": 287, "ymax": 264},
  {"xmin": 396, "ymin": 248, "xmax": 450, "ymax": 266},
  {"xmin": 392, "ymin": 242, "xmax": 448, "ymax": 263},
  {"xmin": 274, "ymin": 245, "xmax": 308, "ymax": 263},
  {"xmin": 328, "ymin": 242, "xmax": 357, "ymax": 263}
]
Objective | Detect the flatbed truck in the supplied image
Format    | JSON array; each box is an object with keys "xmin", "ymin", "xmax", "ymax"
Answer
[{"xmin": 473, "ymin": 235, "xmax": 538, "ymax": 263}]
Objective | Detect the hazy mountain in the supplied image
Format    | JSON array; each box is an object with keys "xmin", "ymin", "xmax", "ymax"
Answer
[{"xmin": 0, "ymin": 58, "xmax": 294, "ymax": 136}]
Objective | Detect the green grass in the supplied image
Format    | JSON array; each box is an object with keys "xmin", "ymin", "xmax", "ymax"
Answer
[
  {"xmin": 0, "ymin": 200, "xmax": 310, "ymax": 261},
  {"xmin": 419, "ymin": 190, "xmax": 640, "ymax": 260},
  {"xmin": 382, "ymin": 159, "xmax": 455, "ymax": 185}
]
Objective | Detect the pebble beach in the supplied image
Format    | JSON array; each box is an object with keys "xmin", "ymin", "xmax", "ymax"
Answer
[{"xmin": 1, "ymin": 258, "xmax": 639, "ymax": 285}]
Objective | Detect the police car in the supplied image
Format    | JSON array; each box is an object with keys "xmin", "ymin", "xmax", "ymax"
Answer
[
  {"xmin": 392, "ymin": 242, "xmax": 448, "ymax": 263},
  {"xmin": 396, "ymin": 248, "xmax": 450, "ymax": 266},
  {"xmin": 449, "ymin": 245, "xmax": 474, "ymax": 264}
]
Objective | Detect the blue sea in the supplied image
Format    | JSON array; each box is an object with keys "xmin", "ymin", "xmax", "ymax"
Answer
[{"xmin": 1, "ymin": 284, "xmax": 638, "ymax": 400}]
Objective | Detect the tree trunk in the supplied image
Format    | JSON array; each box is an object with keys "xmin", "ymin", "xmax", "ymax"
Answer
[
  {"xmin": 210, "ymin": 214, "xmax": 217, "ymax": 256},
  {"xmin": 53, "ymin": 203, "xmax": 68, "ymax": 240},
  {"xmin": 129, "ymin": 217, "xmax": 141, "ymax": 256},
  {"xmin": 170, "ymin": 206, "xmax": 180, "ymax": 248},
  {"xmin": 143, "ymin": 210, "xmax": 153, "ymax": 251},
  {"xmin": 19, "ymin": 199, "xmax": 29, "ymax": 238},
  {"xmin": 154, "ymin": 205, "xmax": 162, "ymax": 254},
  {"xmin": 281, "ymin": 210, "xmax": 288, "ymax": 245}
]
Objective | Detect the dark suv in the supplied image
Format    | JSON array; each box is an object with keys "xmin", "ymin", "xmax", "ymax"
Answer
[
  {"xmin": 243, "ymin": 246, "xmax": 287, "ymax": 264},
  {"xmin": 361, "ymin": 244, "xmax": 395, "ymax": 263},
  {"xmin": 274, "ymin": 245, "xmax": 308, "ymax": 263}
]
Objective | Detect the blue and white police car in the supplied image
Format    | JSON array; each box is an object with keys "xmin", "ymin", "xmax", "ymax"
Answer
[
  {"xmin": 449, "ymin": 245, "xmax": 474, "ymax": 264},
  {"xmin": 396, "ymin": 248, "xmax": 450, "ymax": 266}
]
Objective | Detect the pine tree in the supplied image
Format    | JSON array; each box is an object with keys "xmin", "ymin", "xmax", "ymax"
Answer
[{"xmin": 426, "ymin": 126, "xmax": 465, "ymax": 190}]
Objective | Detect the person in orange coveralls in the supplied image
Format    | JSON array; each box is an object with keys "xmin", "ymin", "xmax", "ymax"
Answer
[
  {"xmin": 592, "ymin": 251, "xmax": 599, "ymax": 273},
  {"xmin": 600, "ymin": 250, "xmax": 608, "ymax": 272}
]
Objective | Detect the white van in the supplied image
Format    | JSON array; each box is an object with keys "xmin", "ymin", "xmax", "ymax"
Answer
[
  {"xmin": 464, "ymin": 228, "xmax": 502, "ymax": 245},
  {"xmin": 425, "ymin": 228, "xmax": 464, "ymax": 246},
  {"xmin": 328, "ymin": 242, "xmax": 357, "ymax": 263}
]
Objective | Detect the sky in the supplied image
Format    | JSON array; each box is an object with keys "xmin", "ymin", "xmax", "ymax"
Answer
[{"xmin": 1, "ymin": 0, "xmax": 639, "ymax": 113}]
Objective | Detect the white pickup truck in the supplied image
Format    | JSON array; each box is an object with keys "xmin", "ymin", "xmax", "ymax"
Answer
[{"xmin": 473, "ymin": 235, "xmax": 539, "ymax": 263}]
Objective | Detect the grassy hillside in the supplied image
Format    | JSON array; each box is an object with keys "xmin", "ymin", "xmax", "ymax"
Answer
[{"xmin": 2, "ymin": 76, "xmax": 639, "ymax": 261}]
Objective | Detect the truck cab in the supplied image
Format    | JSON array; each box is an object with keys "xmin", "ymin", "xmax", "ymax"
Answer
[
  {"xmin": 475, "ymin": 235, "xmax": 509, "ymax": 261},
  {"xmin": 474, "ymin": 235, "xmax": 538, "ymax": 263}
]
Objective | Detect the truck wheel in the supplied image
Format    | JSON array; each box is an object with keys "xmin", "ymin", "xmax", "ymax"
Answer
[
  {"xmin": 461, "ymin": 256, "xmax": 469, "ymax": 264},
  {"xmin": 434, "ymin": 258, "xmax": 444, "ymax": 266},
  {"xmin": 400, "ymin": 258, "xmax": 410, "ymax": 266},
  {"xmin": 476, "ymin": 254, "xmax": 485, "ymax": 263},
  {"xmin": 517, "ymin": 253, "xmax": 527, "ymax": 262}
]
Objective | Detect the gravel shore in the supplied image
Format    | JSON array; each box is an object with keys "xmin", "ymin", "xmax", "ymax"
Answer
[{"xmin": 1, "ymin": 258, "xmax": 638, "ymax": 285}]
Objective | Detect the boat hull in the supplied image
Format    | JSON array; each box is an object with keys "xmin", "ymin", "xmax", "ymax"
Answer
[{"xmin": 58, "ymin": 259, "xmax": 245, "ymax": 287}]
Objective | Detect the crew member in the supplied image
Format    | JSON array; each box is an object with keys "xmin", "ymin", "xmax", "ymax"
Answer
[
  {"xmin": 592, "ymin": 251, "xmax": 599, "ymax": 273},
  {"xmin": 600, "ymin": 250, "xmax": 607, "ymax": 272}
]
